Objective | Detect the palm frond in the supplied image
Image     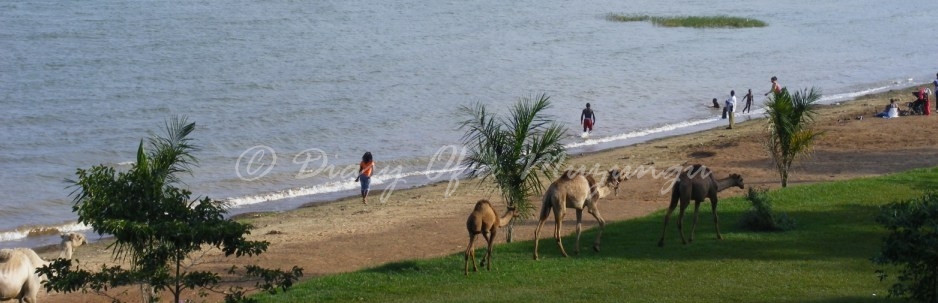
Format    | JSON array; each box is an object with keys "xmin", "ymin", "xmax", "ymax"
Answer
[{"xmin": 456, "ymin": 94, "xmax": 569, "ymax": 217}]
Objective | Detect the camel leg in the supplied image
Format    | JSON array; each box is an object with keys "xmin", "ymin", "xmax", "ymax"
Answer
[
  {"xmin": 486, "ymin": 228, "xmax": 497, "ymax": 271},
  {"xmin": 711, "ymin": 200, "xmax": 723, "ymax": 240},
  {"xmin": 533, "ymin": 217, "xmax": 548, "ymax": 260},
  {"xmin": 689, "ymin": 201, "xmax": 702, "ymax": 243},
  {"xmin": 479, "ymin": 232, "xmax": 492, "ymax": 268},
  {"xmin": 465, "ymin": 234, "xmax": 478, "ymax": 275},
  {"xmin": 588, "ymin": 206, "xmax": 606, "ymax": 252},
  {"xmin": 554, "ymin": 207, "xmax": 569, "ymax": 257},
  {"xmin": 657, "ymin": 200, "xmax": 679, "ymax": 247},
  {"xmin": 677, "ymin": 201, "xmax": 689, "ymax": 245},
  {"xmin": 574, "ymin": 209, "xmax": 583, "ymax": 255}
]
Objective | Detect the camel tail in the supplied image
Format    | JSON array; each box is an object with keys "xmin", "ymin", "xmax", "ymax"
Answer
[{"xmin": 539, "ymin": 189, "xmax": 553, "ymax": 221}]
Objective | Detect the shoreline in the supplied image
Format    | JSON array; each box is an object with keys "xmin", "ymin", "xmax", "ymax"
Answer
[
  {"xmin": 0, "ymin": 81, "xmax": 924, "ymax": 251},
  {"xmin": 35, "ymin": 83, "xmax": 938, "ymax": 302}
]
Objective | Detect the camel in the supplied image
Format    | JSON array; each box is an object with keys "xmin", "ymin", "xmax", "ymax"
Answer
[
  {"xmin": 464, "ymin": 199, "xmax": 517, "ymax": 275},
  {"xmin": 58, "ymin": 232, "xmax": 87, "ymax": 259},
  {"xmin": 0, "ymin": 248, "xmax": 49, "ymax": 303},
  {"xmin": 533, "ymin": 169, "xmax": 627, "ymax": 260},
  {"xmin": 657, "ymin": 164, "xmax": 744, "ymax": 247},
  {"xmin": 0, "ymin": 233, "xmax": 83, "ymax": 303}
]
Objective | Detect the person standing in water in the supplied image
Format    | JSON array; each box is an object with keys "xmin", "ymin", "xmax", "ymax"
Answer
[
  {"xmin": 764, "ymin": 76, "xmax": 781, "ymax": 97},
  {"xmin": 354, "ymin": 152, "xmax": 375, "ymax": 204},
  {"xmin": 581, "ymin": 103, "xmax": 596, "ymax": 135},
  {"xmin": 741, "ymin": 89, "xmax": 754, "ymax": 113}
]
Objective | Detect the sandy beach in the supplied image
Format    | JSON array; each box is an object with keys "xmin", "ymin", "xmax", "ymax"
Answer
[{"xmin": 36, "ymin": 86, "xmax": 938, "ymax": 303}]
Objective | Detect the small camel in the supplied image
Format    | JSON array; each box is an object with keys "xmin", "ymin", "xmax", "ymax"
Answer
[
  {"xmin": 464, "ymin": 199, "xmax": 517, "ymax": 275},
  {"xmin": 58, "ymin": 232, "xmax": 87, "ymax": 259},
  {"xmin": 0, "ymin": 248, "xmax": 49, "ymax": 303},
  {"xmin": 533, "ymin": 169, "xmax": 626, "ymax": 260},
  {"xmin": 657, "ymin": 164, "xmax": 744, "ymax": 247}
]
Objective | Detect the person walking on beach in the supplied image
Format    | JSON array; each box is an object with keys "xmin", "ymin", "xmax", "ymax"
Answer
[
  {"xmin": 725, "ymin": 90, "xmax": 737, "ymax": 129},
  {"xmin": 933, "ymin": 72, "xmax": 938, "ymax": 112},
  {"xmin": 581, "ymin": 103, "xmax": 595, "ymax": 136},
  {"xmin": 355, "ymin": 152, "xmax": 375, "ymax": 204},
  {"xmin": 764, "ymin": 76, "xmax": 781, "ymax": 97},
  {"xmin": 741, "ymin": 89, "xmax": 754, "ymax": 113}
]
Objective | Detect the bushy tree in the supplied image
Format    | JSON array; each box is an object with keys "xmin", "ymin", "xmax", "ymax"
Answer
[
  {"xmin": 764, "ymin": 87, "xmax": 823, "ymax": 187},
  {"xmin": 737, "ymin": 187, "xmax": 795, "ymax": 231},
  {"xmin": 458, "ymin": 94, "xmax": 567, "ymax": 241},
  {"xmin": 39, "ymin": 117, "xmax": 302, "ymax": 303},
  {"xmin": 873, "ymin": 191, "xmax": 938, "ymax": 303}
]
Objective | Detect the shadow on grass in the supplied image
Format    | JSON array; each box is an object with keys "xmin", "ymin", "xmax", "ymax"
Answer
[{"xmin": 511, "ymin": 203, "xmax": 887, "ymax": 263}]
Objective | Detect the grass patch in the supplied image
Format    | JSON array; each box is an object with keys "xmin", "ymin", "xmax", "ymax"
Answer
[
  {"xmin": 606, "ymin": 14, "xmax": 768, "ymax": 28},
  {"xmin": 254, "ymin": 167, "xmax": 938, "ymax": 303}
]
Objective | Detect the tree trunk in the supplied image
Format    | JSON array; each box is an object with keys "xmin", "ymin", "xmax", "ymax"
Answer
[{"xmin": 505, "ymin": 221, "xmax": 514, "ymax": 243}]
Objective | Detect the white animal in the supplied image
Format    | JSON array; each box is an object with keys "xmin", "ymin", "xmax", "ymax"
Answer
[
  {"xmin": 58, "ymin": 232, "xmax": 87, "ymax": 260},
  {"xmin": 0, "ymin": 248, "xmax": 49, "ymax": 302}
]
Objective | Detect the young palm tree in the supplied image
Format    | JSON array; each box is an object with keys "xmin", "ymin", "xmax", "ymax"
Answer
[
  {"xmin": 458, "ymin": 93, "xmax": 567, "ymax": 242},
  {"xmin": 764, "ymin": 87, "xmax": 824, "ymax": 187}
]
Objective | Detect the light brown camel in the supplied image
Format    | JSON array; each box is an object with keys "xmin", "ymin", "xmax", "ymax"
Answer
[
  {"xmin": 533, "ymin": 169, "xmax": 626, "ymax": 260},
  {"xmin": 58, "ymin": 232, "xmax": 87, "ymax": 259},
  {"xmin": 657, "ymin": 164, "xmax": 744, "ymax": 247},
  {"xmin": 0, "ymin": 237, "xmax": 81, "ymax": 303},
  {"xmin": 464, "ymin": 199, "xmax": 517, "ymax": 275},
  {"xmin": 0, "ymin": 248, "xmax": 49, "ymax": 303}
]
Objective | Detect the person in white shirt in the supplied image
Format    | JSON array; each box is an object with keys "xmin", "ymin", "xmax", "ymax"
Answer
[
  {"xmin": 725, "ymin": 90, "xmax": 737, "ymax": 129},
  {"xmin": 874, "ymin": 99, "xmax": 899, "ymax": 119}
]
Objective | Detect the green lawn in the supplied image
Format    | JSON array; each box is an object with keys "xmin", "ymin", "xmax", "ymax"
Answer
[{"xmin": 255, "ymin": 167, "xmax": 938, "ymax": 303}]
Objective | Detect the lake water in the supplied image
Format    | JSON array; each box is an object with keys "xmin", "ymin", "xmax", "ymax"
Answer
[{"xmin": 2, "ymin": 0, "xmax": 936, "ymax": 248}]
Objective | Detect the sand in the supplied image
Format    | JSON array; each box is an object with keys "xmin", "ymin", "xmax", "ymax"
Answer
[{"xmin": 37, "ymin": 86, "xmax": 938, "ymax": 303}]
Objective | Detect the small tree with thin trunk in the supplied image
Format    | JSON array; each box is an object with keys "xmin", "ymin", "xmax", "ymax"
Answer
[
  {"xmin": 458, "ymin": 94, "xmax": 567, "ymax": 242},
  {"xmin": 39, "ymin": 117, "xmax": 302, "ymax": 303},
  {"xmin": 764, "ymin": 87, "xmax": 823, "ymax": 187}
]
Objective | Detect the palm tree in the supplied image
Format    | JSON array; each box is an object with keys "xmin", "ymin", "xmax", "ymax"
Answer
[
  {"xmin": 764, "ymin": 87, "xmax": 824, "ymax": 187},
  {"xmin": 62, "ymin": 116, "xmax": 301, "ymax": 302},
  {"xmin": 458, "ymin": 93, "xmax": 567, "ymax": 242}
]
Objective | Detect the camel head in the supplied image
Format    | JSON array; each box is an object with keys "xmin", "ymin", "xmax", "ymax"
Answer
[
  {"xmin": 59, "ymin": 232, "xmax": 88, "ymax": 259},
  {"xmin": 506, "ymin": 206, "xmax": 520, "ymax": 218},
  {"xmin": 61, "ymin": 232, "xmax": 87, "ymax": 247},
  {"xmin": 606, "ymin": 168, "xmax": 628, "ymax": 196},
  {"xmin": 729, "ymin": 173, "xmax": 745, "ymax": 189}
]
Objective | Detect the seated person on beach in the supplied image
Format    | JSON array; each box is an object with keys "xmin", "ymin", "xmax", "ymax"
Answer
[
  {"xmin": 911, "ymin": 91, "xmax": 927, "ymax": 115},
  {"xmin": 874, "ymin": 99, "xmax": 899, "ymax": 118}
]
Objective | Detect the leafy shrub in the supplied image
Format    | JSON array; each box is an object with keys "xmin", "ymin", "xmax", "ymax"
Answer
[
  {"xmin": 738, "ymin": 187, "xmax": 796, "ymax": 231},
  {"xmin": 873, "ymin": 191, "xmax": 938, "ymax": 302}
]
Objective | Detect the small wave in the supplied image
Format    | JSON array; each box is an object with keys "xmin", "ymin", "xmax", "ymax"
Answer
[
  {"xmin": 224, "ymin": 167, "xmax": 466, "ymax": 207},
  {"xmin": 565, "ymin": 117, "xmax": 720, "ymax": 149},
  {"xmin": 821, "ymin": 82, "xmax": 907, "ymax": 104},
  {"xmin": 0, "ymin": 222, "xmax": 92, "ymax": 242}
]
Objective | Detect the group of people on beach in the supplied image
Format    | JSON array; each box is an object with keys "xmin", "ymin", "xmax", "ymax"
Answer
[
  {"xmin": 876, "ymin": 72, "xmax": 938, "ymax": 118},
  {"xmin": 717, "ymin": 76, "xmax": 781, "ymax": 129},
  {"xmin": 582, "ymin": 76, "xmax": 780, "ymax": 136}
]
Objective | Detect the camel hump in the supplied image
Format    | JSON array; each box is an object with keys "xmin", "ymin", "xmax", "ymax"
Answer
[
  {"xmin": 681, "ymin": 164, "xmax": 712, "ymax": 179},
  {"xmin": 473, "ymin": 199, "xmax": 493, "ymax": 211},
  {"xmin": 559, "ymin": 170, "xmax": 575, "ymax": 180}
]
